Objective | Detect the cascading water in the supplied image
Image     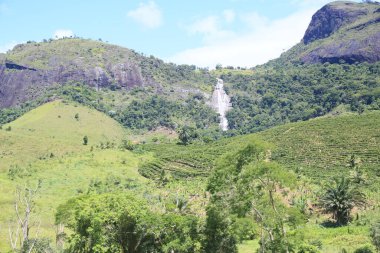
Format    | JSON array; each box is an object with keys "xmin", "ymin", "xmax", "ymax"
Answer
[{"xmin": 210, "ymin": 78, "xmax": 231, "ymax": 131}]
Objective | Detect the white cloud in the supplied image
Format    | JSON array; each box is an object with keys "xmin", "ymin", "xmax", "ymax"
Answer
[
  {"xmin": 127, "ymin": 1, "xmax": 163, "ymax": 29},
  {"xmin": 168, "ymin": 9, "xmax": 316, "ymax": 69},
  {"xmin": 240, "ymin": 11, "xmax": 269, "ymax": 30},
  {"xmin": 0, "ymin": 41, "xmax": 18, "ymax": 53},
  {"xmin": 53, "ymin": 29, "xmax": 74, "ymax": 39},
  {"xmin": 223, "ymin": 10, "xmax": 236, "ymax": 23},
  {"xmin": 186, "ymin": 15, "xmax": 235, "ymax": 45}
]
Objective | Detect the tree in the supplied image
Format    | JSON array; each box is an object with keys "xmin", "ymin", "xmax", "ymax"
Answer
[
  {"xmin": 320, "ymin": 177, "xmax": 366, "ymax": 225},
  {"xmin": 9, "ymin": 182, "xmax": 42, "ymax": 252},
  {"xmin": 56, "ymin": 192, "xmax": 202, "ymax": 253},
  {"xmin": 178, "ymin": 126, "xmax": 198, "ymax": 145},
  {"xmin": 204, "ymin": 203, "xmax": 238, "ymax": 253},
  {"xmin": 370, "ymin": 221, "xmax": 380, "ymax": 252}
]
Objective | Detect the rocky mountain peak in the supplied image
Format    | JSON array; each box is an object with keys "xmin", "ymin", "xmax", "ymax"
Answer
[{"xmin": 303, "ymin": 1, "xmax": 370, "ymax": 44}]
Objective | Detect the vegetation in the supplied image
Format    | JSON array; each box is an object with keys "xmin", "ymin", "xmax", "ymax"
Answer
[
  {"xmin": 56, "ymin": 193, "xmax": 202, "ymax": 253},
  {"xmin": 1, "ymin": 11, "xmax": 380, "ymax": 250},
  {"xmin": 320, "ymin": 177, "xmax": 366, "ymax": 225},
  {"xmin": 213, "ymin": 62, "xmax": 380, "ymax": 134},
  {"xmin": 370, "ymin": 221, "xmax": 380, "ymax": 252}
]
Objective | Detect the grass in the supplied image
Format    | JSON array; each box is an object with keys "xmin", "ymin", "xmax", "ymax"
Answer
[
  {"xmin": 0, "ymin": 101, "xmax": 379, "ymax": 251},
  {"xmin": 0, "ymin": 100, "xmax": 127, "ymax": 172},
  {"xmin": 237, "ymin": 240, "xmax": 259, "ymax": 253},
  {"xmin": 0, "ymin": 101, "xmax": 208, "ymax": 250},
  {"xmin": 0, "ymin": 100, "xmax": 134, "ymax": 249}
]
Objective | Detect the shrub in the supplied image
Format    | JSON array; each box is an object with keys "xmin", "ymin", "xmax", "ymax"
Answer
[
  {"xmin": 120, "ymin": 139, "xmax": 135, "ymax": 151},
  {"xmin": 370, "ymin": 221, "xmax": 380, "ymax": 252},
  {"xmin": 354, "ymin": 245, "xmax": 374, "ymax": 253},
  {"xmin": 83, "ymin": 135, "xmax": 88, "ymax": 145}
]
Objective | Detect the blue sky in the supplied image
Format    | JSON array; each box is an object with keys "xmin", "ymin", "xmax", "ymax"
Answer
[{"xmin": 0, "ymin": 0, "xmax": 359, "ymax": 68}]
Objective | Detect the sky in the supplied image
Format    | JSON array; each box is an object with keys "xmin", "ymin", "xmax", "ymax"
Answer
[{"xmin": 0, "ymin": 0, "xmax": 360, "ymax": 68}]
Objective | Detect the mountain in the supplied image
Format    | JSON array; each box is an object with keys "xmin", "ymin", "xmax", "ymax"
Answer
[
  {"xmin": 0, "ymin": 38, "xmax": 214, "ymax": 108},
  {"xmin": 1, "ymin": 1, "xmax": 379, "ymax": 137},
  {"xmin": 283, "ymin": 1, "xmax": 380, "ymax": 64}
]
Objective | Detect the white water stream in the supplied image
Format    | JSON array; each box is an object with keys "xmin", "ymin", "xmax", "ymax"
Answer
[{"xmin": 210, "ymin": 78, "xmax": 231, "ymax": 131}]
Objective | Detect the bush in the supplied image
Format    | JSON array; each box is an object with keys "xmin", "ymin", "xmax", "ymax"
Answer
[
  {"xmin": 370, "ymin": 221, "xmax": 380, "ymax": 252},
  {"xmin": 83, "ymin": 135, "xmax": 88, "ymax": 145},
  {"xmin": 120, "ymin": 139, "xmax": 135, "ymax": 151},
  {"xmin": 354, "ymin": 245, "xmax": 374, "ymax": 253}
]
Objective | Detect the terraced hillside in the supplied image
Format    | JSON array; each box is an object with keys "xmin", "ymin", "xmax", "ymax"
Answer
[
  {"xmin": 260, "ymin": 111, "xmax": 380, "ymax": 178},
  {"xmin": 141, "ymin": 112, "xmax": 380, "ymax": 181}
]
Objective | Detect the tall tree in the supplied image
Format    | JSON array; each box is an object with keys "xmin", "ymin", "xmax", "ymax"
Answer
[{"xmin": 320, "ymin": 177, "xmax": 366, "ymax": 225}]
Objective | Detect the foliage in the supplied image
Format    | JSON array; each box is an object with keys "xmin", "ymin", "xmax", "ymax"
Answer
[
  {"xmin": 117, "ymin": 94, "xmax": 218, "ymax": 132},
  {"xmin": 320, "ymin": 177, "xmax": 366, "ymax": 225},
  {"xmin": 205, "ymin": 142, "xmax": 307, "ymax": 252},
  {"xmin": 370, "ymin": 221, "xmax": 380, "ymax": 252},
  {"xmin": 216, "ymin": 62, "xmax": 380, "ymax": 134},
  {"xmin": 56, "ymin": 192, "xmax": 202, "ymax": 253},
  {"xmin": 178, "ymin": 126, "xmax": 198, "ymax": 145},
  {"xmin": 203, "ymin": 203, "xmax": 238, "ymax": 253},
  {"xmin": 120, "ymin": 138, "xmax": 135, "ymax": 151},
  {"xmin": 83, "ymin": 135, "xmax": 88, "ymax": 145},
  {"xmin": 22, "ymin": 238, "xmax": 53, "ymax": 253},
  {"xmin": 354, "ymin": 245, "xmax": 375, "ymax": 253}
]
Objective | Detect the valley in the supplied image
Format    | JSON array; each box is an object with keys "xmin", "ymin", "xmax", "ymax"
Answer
[{"xmin": 0, "ymin": 1, "xmax": 380, "ymax": 252}]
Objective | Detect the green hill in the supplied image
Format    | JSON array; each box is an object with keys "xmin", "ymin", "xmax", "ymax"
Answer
[
  {"xmin": 0, "ymin": 101, "xmax": 208, "ymax": 251},
  {"xmin": 141, "ymin": 111, "xmax": 380, "ymax": 183},
  {"xmin": 141, "ymin": 111, "xmax": 380, "ymax": 252},
  {"xmin": 258, "ymin": 111, "xmax": 380, "ymax": 178},
  {"xmin": 0, "ymin": 100, "xmax": 127, "ymax": 171}
]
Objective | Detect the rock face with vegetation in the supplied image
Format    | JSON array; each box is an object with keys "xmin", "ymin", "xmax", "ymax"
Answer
[
  {"xmin": 0, "ymin": 39, "xmax": 213, "ymax": 108},
  {"xmin": 285, "ymin": 1, "xmax": 380, "ymax": 64}
]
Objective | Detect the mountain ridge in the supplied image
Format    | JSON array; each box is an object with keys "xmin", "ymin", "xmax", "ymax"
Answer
[
  {"xmin": 282, "ymin": 0, "xmax": 380, "ymax": 64},
  {"xmin": 0, "ymin": 38, "xmax": 213, "ymax": 108}
]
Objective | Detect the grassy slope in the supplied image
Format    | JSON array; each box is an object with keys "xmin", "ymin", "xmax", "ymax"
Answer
[
  {"xmin": 0, "ymin": 101, "xmax": 208, "ymax": 251},
  {"xmin": 6, "ymin": 39, "xmax": 132, "ymax": 70},
  {"xmin": 0, "ymin": 100, "xmax": 126, "ymax": 171},
  {"xmin": 0, "ymin": 100, "xmax": 137, "ymax": 249}
]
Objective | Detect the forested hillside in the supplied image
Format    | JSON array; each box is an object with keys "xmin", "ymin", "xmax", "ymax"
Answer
[{"xmin": 216, "ymin": 62, "xmax": 380, "ymax": 134}]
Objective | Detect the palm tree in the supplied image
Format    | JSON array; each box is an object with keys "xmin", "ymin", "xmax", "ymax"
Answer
[{"xmin": 320, "ymin": 177, "xmax": 365, "ymax": 225}]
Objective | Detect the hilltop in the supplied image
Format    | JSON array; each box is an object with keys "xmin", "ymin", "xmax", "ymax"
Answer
[
  {"xmin": 282, "ymin": 1, "xmax": 380, "ymax": 64},
  {"xmin": 0, "ymin": 38, "xmax": 214, "ymax": 108},
  {"xmin": 0, "ymin": 100, "xmax": 126, "ymax": 171}
]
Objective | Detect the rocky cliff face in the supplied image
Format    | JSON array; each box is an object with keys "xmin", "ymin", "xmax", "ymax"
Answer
[
  {"xmin": 283, "ymin": 1, "xmax": 380, "ymax": 64},
  {"xmin": 303, "ymin": 1, "xmax": 369, "ymax": 44},
  {"xmin": 0, "ymin": 39, "xmax": 163, "ymax": 108}
]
